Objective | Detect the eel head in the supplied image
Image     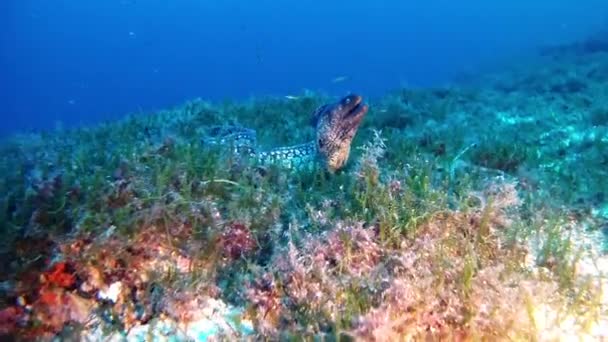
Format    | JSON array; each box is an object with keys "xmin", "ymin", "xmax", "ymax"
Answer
[{"xmin": 313, "ymin": 94, "xmax": 368, "ymax": 172}]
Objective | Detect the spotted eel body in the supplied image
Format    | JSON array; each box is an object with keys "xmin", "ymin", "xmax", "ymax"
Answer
[{"xmin": 203, "ymin": 94, "xmax": 368, "ymax": 172}]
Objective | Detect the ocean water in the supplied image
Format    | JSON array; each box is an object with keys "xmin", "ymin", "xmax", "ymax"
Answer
[
  {"xmin": 2, "ymin": 1, "xmax": 608, "ymax": 340},
  {"xmin": 2, "ymin": 0, "xmax": 608, "ymax": 135}
]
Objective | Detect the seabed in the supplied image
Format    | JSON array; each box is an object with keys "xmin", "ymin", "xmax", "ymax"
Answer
[{"xmin": 1, "ymin": 37, "xmax": 607, "ymax": 341}]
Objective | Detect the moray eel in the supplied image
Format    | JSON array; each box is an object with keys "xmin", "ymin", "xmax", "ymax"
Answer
[{"xmin": 204, "ymin": 94, "xmax": 368, "ymax": 172}]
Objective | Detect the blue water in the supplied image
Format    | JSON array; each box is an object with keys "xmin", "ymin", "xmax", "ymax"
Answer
[{"xmin": 2, "ymin": 0, "xmax": 608, "ymax": 136}]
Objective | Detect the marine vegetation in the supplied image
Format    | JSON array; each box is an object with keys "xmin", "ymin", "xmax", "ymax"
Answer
[{"xmin": 0, "ymin": 38, "xmax": 607, "ymax": 341}]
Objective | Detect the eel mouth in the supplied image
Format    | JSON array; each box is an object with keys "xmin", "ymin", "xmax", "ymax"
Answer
[{"xmin": 343, "ymin": 95, "xmax": 368, "ymax": 121}]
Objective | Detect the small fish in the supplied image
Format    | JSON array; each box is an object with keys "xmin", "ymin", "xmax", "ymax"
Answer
[
  {"xmin": 285, "ymin": 95, "xmax": 299, "ymax": 100},
  {"xmin": 331, "ymin": 76, "xmax": 348, "ymax": 83}
]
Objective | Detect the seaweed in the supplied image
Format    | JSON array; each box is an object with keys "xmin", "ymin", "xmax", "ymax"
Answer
[{"xmin": 1, "ymin": 51, "xmax": 607, "ymax": 340}]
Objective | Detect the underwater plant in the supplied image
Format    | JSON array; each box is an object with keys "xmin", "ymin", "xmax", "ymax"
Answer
[{"xmin": 1, "ymin": 40, "xmax": 608, "ymax": 340}]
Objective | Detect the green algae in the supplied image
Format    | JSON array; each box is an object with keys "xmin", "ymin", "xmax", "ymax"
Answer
[{"xmin": 1, "ymin": 51, "xmax": 608, "ymax": 340}]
